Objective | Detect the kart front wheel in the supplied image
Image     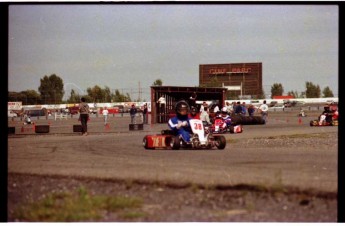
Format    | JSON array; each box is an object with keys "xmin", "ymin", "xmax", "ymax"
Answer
[
  {"xmin": 170, "ymin": 136, "xmax": 180, "ymax": 150},
  {"xmin": 215, "ymin": 136, "xmax": 226, "ymax": 150}
]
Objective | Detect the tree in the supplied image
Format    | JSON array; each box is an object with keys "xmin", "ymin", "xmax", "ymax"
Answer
[
  {"xmin": 271, "ymin": 83, "xmax": 284, "ymax": 97},
  {"xmin": 67, "ymin": 89, "xmax": 81, "ymax": 104},
  {"xmin": 86, "ymin": 85, "xmax": 104, "ymax": 103},
  {"xmin": 112, "ymin": 89, "xmax": 131, "ymax": 102},
  {"xmin": 8, "ymin": 90, "xmax": 41, "ymax": 105},
  {"xmin": 322, "ymin": 86, "xmax": 334, "ymax": 97},
  {"xmin": 38, "ymin": 74, "xmax": 64, "ymax": 104},
  {"xmin": 305, "ymin": 81, "xmax": 321, "ymax": 98},
  {"xmin": 152, "ymin": 79, "xmax": 163, "ymax": 86},
  {"xmin": 287, "ymin": 90, "xmax": 299, "ymax": 98}
]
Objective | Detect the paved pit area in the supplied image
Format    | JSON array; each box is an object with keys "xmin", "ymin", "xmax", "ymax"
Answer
[{"xmin": 7, "ymin": 111, "xmax": 338, "ymax": 222}]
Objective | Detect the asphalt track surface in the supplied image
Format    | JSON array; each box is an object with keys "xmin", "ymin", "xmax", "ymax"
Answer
[{"xmin": 8, "ymin": 111, "xmax": 338, "ymax": 194}]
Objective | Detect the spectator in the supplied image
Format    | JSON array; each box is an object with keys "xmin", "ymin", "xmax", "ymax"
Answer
[
  {"xmin": 234, "ymin": 101, "xmax": 243, "ymax": 115},
  {"xmin": 248, "ymin": 104, "xmax": 256, "ymax": 116},
  {"xmin": 225, "ymin": 102, "xmax": 233, "ymax": 114},
  {"xmin": 213, "ymin": 104, "xmax": 220, "ymax": 115},
  {"xmin": 258, "ymin": 100, "xmax": 269, "ymax": 124},
  {"xmin": 200, "ymin": 102, "xmax": 209, "ymax": 113},
  {"xmin": 200, "ymin": 106, "xmax": 211, "ymax": 124},
  {"xmin": 241, "ymin": 102, "xmax": 247, "ymax": 115},
  {"xmin": 129, "ymin": 104, "xmax": 137, "ymax": 124},
  {"xmin": 157, "ymin": 94, "xmax": 166, "ymax": 115},
  {"xmin": 143, "ymin": 103, "xmax": 148, "ymax": 124},
  {"xmin": 189, "ymin": 92, "xmax": 197, "ymax": 108},
  {"xmin": 102, "ymin": 107, "xmax": 109, "ymax": 126},
  {"xmin": 79, "ymin": 97, "xmax": 90, "ymax": 136}
]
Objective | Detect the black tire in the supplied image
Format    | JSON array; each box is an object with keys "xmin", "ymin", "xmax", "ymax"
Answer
[
  {"xmin": 170, "ymin": 136, "xmax": 180, "ymax": 150},
  {"xmin": 143, "ymin": 137, "xmax": 154, "ymax": 150},
  {"xmin": 310, "ymin": 120, "xmax": 318, "ymax": 126},
  {"xmin": 35, "ymin": 125, "xmax": 49, "ymax": 133},
  {"xmin": 229, "ymin": 125, "xmax": 234, "ymax": 134},
  {"xmin": 215, "ymin": 136, "xmax": 226, "ymax": 149},
  {"xmin": 331, "ymin": 120, "xmax": 338, "ymax": 126}
]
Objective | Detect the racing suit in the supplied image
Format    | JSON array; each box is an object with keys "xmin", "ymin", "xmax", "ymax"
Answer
[
  {"xmin": 168, "ymin": 116, "xmax": 192, "ymax": 142},
  {"xmin": 221, "ymin": 115, "xmax": 232, "ymax": 129}
]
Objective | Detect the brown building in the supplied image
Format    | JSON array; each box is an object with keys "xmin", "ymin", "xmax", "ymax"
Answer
[
  {"xmin": 150, "ymin": 86, "xmax": 227, "ymax": 124},
  {"xmin": 199, "ymin": 62, "xmax": 263, "ymax": 99}
]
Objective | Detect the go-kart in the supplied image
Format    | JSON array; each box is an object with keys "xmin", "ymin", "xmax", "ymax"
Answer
[
  {"xmin": 143, "ymin": 119, "xmax": 226, "ymax": 150},
  {"xmin": 310, "ymin": 112, "xmax": 338, "ymax": 126},
  {"xmin": 211, "ymin": 118, "xmax": 243, "ymax": 134}
]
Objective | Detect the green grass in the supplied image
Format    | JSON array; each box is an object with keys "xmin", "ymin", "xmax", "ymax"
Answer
[{"xmin": 13, "ymin": 186, "xmax": 145, "ymax": 222}]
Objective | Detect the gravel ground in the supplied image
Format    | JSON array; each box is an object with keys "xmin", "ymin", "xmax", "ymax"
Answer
[{"xmin": 8, "ymin": 133, "xmax": 338, "ymax": 222}]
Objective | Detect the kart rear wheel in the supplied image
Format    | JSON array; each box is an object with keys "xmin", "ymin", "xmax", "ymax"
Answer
[
  {"xmin": 170, "ymin": 136, "xmax": 180, "ymax": 150},
  {"xmin": 143, "ymin": 137, "xmax": 154, "ymax": 150},
  {"xmin": 331, "ymin": 120, "xmax": 338, "ymax": 126},
  {"xmin": 229, "ymin": 125, "xmax": 234, "ymax": 134},
  {"xmin": 215, "ymin": 136, "xmax": 226, "ymax": 150},
  {"xmin": 310, "ymin": 120, "xmax": 318, "ymax": 126}
]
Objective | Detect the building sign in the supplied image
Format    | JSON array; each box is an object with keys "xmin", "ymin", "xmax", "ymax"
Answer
[
  {"xmin": 231, "ymin": 67, "xmax": 252, "ymax": 73},
  {"xmin": 209, "ymin": 68, "xmax": 227, "ymax": 75},
  {"xmin": 209, "ymin": 67, "xmax": 252, "ymax": 75}
]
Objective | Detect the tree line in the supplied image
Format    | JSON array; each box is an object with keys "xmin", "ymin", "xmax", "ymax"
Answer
[
  {"xmin": 8, "ymin": 73, "xmax": 334, "ymax": 105},
  {"xmin": 8, "ymin": 74, "xmax": 164, "ymax": 105},
  {"xmin": 270, "ymin": 82, "xmax": 334, "ymax": 98}
]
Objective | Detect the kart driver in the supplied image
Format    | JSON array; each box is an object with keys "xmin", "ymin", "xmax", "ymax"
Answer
[
  {"xmin": 319, "ymin": 105, "xmax": 332, "ymax": 125},
  {"xmin": 221, "ymin": 107, "xmax": 232, "ymax": 129},
  {"xmin": 168, "ymin": 100, "xmax": 192, "ymax": 143},
  {"xmin": 189, "ymin": 106, "xmax": 200, "ymax": 119}
]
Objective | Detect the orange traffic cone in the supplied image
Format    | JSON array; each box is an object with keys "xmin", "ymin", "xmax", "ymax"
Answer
[{"xmin": 298, "ymin": 117, "xmax": 302, "ymax": 125}]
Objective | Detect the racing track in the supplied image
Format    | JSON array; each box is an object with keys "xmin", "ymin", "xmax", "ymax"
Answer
[{"xmin": 8, "ymin": 111, "xmax": 338, "ymax": 194}]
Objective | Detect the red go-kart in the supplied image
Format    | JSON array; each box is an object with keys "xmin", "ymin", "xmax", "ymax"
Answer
[
  {"xmin": 310, "ymin": 111, "xmax": 338, "ymax": 126},
  {"xmin": 143, "ymin": 119, "xmax": 226, "ymax": 150},
  {"xmin": 210, "ymin": 118, "xmax": 243, "ymax": 134}
]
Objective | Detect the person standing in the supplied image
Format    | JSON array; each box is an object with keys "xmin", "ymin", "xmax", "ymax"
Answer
[
  {"xmin": 258, "ymin": 100, "xmax": 269, "ymax": 124},
  {"xmin": 157, "ymin": 94, "xmax": 166, "ymax": 115},
  {"xmin": 248, "ymin": 104, "xmax": 256, "ymax": 117},
  {"xmin": 189, "ymin": 92, "xmax": 197, "ymax": 108},
  {"xmin": 143, "ymin": 103, "xmax": 148, "ymax": 124},
  {"xmin": 129, "ymin": 104, "xmax": 137, "ymax": 124},
  {"xmin": 102, "ymin": 107, "xmax": 109, "ymax": 126},
  {"xmin": 234, "ymin": 101, "xmax": 243, "ymax": 115},
  {"xmin": 79, "ymin": 97, "xmax": 90, "ymax": 136},
  {"xmin": 200, "ymin": 106, "xmax": 211, "ymax": 124}
]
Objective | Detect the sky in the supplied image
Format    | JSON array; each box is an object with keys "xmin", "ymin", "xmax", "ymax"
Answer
[{"xmin": 8, "ymin": 4, "xmax": 339, "ymax": 101}]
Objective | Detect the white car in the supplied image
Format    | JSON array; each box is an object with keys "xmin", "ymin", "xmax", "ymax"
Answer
[{"xmin": 8, "ymin": 111, "xmax": 18, "ymax": 118}]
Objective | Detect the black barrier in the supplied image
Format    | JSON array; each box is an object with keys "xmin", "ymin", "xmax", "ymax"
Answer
[
  {"xmin": 35, "ymin": 125, "xmax": 50, "ymax": 133},
  {"xmin": 73, "ymin": 125, "xmax": 83, "ymax": 132},
  {"xmin": 8, "ymin": 127, "xmax": 15, "ymax": 134},
  {"xmin": 129, "ymin": 124, "xmax": 143, "ymax": 131}
]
